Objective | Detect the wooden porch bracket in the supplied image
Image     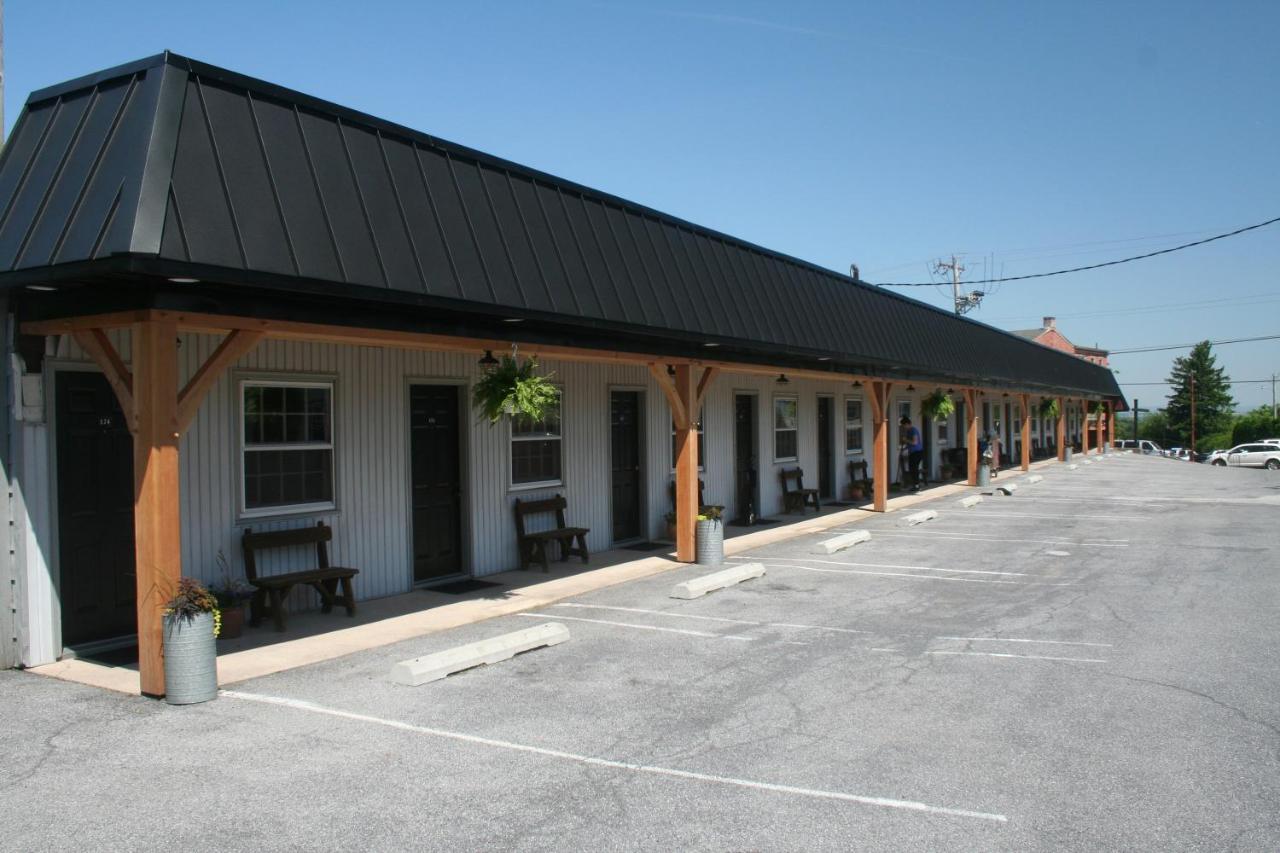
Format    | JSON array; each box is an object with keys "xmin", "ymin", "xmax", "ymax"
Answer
[
  {"xmin": 71, "ymin": 329, "xmax": 137, "ymax": 433},
  {"xmin": 1056, "ymin": 396, "xmax": 1067, "ymax": 461},
  {"xmin": 866, "ymin": 380, "xmax": 892, "ymax": 511},
  {"xmin": 648, "ymin": 363, "xmax": 687, "ymax": 429},
  {"xmin": 694, "ymin": 366, "xmax": 719, "ymax": 412},
  {"xmin": 1019, "ymin": 393, "xmax": 1031, "ymax": 471},
  {"xmin": 963, "ymin": 388, "xmax": 980, "ymax": 484},
  {"xmin": 176, "ymin": 330, "xmax": 265, "ymax": 432}
]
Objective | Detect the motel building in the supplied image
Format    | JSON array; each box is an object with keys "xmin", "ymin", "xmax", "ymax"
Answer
[{"xmin": 0, "ymin": 54, "xmax": 1123, "ymax": 697}]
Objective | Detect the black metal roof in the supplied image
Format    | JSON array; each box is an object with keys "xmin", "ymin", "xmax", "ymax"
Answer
[{"xmin": 0, "ymin": 52, "xmax": 1123, "ymax": 400}]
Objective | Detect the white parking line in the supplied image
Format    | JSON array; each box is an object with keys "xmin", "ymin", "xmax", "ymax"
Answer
[
  {"xmin": 964, "ymin": 511, "xmax": 1143, "ymax": 521},
  {"xmin": 223, "ymin": 690, "xmax": 1008, "ymax": 823},
  {"xmin": 937, "ymin": 637, "xmax": 1113, "ymax": 648},
  {"xmin": 551, "ymin": 603, "xmax": 875, "ymax": 635},
  {"xmin": 886, "ymin": 529, "xmax": 1130, "ymax": 543},
  {"xmin": 855, "ymin": 531, "xmax": 1129, "ymax": 547},
  {"xmin": 751, "ymin": 562, "xmax": 1065, "ymax": 586},
  {"xmin": 731, "ymin": 555, "xmax": 1034, "ymax": 577},
  {"xmin": 928, "ymin": 650, "xmax": 1107, "ymax": 663},
  {"xmin": 517, "ymin": 612, "xmax": 754, "ymax": 641}
]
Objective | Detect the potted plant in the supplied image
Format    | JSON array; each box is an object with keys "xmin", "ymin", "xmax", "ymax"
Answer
[
  {"xmin": 921, "ymin": 389, "xmax": 956, "ymax": 421},
  {"xmin": 663, "ymin": 511, "xmax": 677, "ymax": 542},
  {"xmin": 163, "ymin": 578, "xmax": 220, "ymax": 705},
  {"xmin": 1039, "ymin": 398, "xmax": 1060, "ymax": 420},
  {"xmin": 695, "ymin": 506, "xmax": 724, "ymax": 566},
  {"xmin": 472, "ymin": 349, "xmax": 558, "ymax": 423},
  {"xmin": 847, "ymin": 482, "xmax": 865, "ymax": 501},
  {"xmin": 210, "ymin": 551, "xmax": 253, "ymax": 640}
]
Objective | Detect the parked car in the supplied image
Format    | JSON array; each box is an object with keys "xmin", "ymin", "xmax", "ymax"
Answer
[
  {"xmin": 1209, "ymin": 443, "xmax": 1280, "ymax": 470},
  {"xmin": 1262, "ymin": 439, "xmax": 1280, "ymax": 447},
  {"xmin": 1113, "ymin": 439, "xmax": 1164, "ymax": 455}
]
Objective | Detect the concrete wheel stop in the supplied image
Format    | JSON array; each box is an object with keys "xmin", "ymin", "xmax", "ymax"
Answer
[
  {"xmin": 813, "ymin": 529, "xmax": 871, "ymax": 554},
  {"xmin": 389, "ymin": 622, "xmax": 570, "ymax": 686},
  {"xmin": 672, "ymin": 563, "xmax": 766, "ymax": 599}
]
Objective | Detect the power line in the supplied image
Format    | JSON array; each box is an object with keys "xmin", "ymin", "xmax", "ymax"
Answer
[
  {"xmin": 870, "ymin": 215, "xmax": 1280, "ymax": 287},
  {"xmin": 1110, "ymin": 333, "xmax": 1280, "ymax": 355},
  {"xmin": 1119, "ymin": 379, "xmax": 1276, "ymax": 386},
  {"xmin": 983, "ymin": 291, "xmax": 1280, "ymax": 324}
]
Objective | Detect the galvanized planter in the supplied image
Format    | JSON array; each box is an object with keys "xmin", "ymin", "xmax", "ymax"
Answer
[
  {"xmin": 695, "ymin": 518, "xmax": 723, "ymax": 566},
  {"xmin": 163, "ymin": 611, "xmax": 218, "ymax": 705}
]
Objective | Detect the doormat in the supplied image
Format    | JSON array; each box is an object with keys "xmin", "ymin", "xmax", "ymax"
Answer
[
  {"xmin": 823, "ymin": 501, "xmax": 860, "ymax": 508},
  {"xmin": 728, "ymin": 517, "xmax": 779, "ymax": 527},
  {"xmin": 620, "ymin": 541, "xmax": 668, "ymax": 551},
  {"xmin": 425, "ymin": 579, "xmax": 505, "ymax": 595},
  {"xmin": 75, "ymin": 645, "xmax": 139, "ymax": 667}
]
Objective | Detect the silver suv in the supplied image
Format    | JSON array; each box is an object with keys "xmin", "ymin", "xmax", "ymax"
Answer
[{"xmin": 1210, "ymin": 443, "xmax": 1280, "ymax": 470}]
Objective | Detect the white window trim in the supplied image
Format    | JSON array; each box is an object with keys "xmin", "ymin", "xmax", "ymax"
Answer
[
  {"xmin": 773, "ymin": 394, "xmax": 799, "ymax": 463},
  {"xmin": 843, "ymin": 395, "xmax": 864, "ymax": 456},
  {"xmin": 508, "ymin": 388, "xmax": 564, "ymax": 491},
  {"xmin": 239, "ymin": 378, "xmax": 337, "ymax": 519}
]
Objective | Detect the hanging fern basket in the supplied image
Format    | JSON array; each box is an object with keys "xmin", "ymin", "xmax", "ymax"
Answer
[
  {"xmin": 472, "ymin": 353, "xmax": 558, "ymax": 423},
  {"xmin": 1039, "ymin": 398, "xmax": 1060, "ymax": 420},
  {"xmin": 921, "ymin": 390, "xmax": 956, "ymax": 421}
]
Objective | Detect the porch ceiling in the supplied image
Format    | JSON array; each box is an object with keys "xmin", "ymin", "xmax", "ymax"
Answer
[{"xmin": 0, "ymin": 52, "xmax": 1123, "ymax": 402}]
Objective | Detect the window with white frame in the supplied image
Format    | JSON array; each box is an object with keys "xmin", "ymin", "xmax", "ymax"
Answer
[
  {"xmin": 774, "ymin": 396, "xmax": 798, "ymax": 461},
  {"xmin": 937, "ymin": 408, "xmax": 950, "ymax": 445},
  {"xmin": 844, "ymin": 397, "xmax": 863, "ymax": 455},
  {"xmin": 511, "ymin": 391, "xmax": 563, "ymax": 486},
  {"xmin": 671, "ymin": 407, "xmax": 706, "ymax": 470},
  {"xmin": 241, "ymin": 380, "xmax": 335, "ymax": 513}
]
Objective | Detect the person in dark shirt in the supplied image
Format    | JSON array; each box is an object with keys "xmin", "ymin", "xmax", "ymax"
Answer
[{"xmin": 900, "ymin": 416, "xmax": 925, "ymax": 491}]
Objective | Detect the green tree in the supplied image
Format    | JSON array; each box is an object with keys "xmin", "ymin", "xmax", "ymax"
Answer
[
  {"xmin": 1137, "ymin": 410, "xmax": 1171, "ymax": 445},
  {"xmin": 1164, "ymin": 341, "xmax": 1234, "ymax": 447},
  {"xmin": 1231, "ymin": 406, "xmax": 1280, "ymax": 446}
]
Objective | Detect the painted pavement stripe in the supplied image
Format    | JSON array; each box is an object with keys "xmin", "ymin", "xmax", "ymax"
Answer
[
  {"xmin": 222, "ymin": 691, "xmax": 1009, "ymax": 823},
  {"xmin": 854, "ymin": 531, "xmax": 1129, "ymax": 547},
  {"xmin": 927, "ymin": 650, "xmax": 1107, "ymax": 663},
  {"xmin": 732, "ymin": 555, "xmax": 1034, "ymax": 577},
  {"xmin": 551, "ymin": 603, "xmax": 874, "ymax": 635},
  {"xmin": 937, "ymin": 636, "xmax": 1113, "ymax": 648},
  {"xmin": 516, "ymin": 612, "xmax": 754, "ymax": 641}
]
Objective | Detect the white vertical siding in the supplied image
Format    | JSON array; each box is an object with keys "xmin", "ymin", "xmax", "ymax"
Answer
[{"xmin": 14, "ymin": 420, "xmax": 57, "ymax": 665}]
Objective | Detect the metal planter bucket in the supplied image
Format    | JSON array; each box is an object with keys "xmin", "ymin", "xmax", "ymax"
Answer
[
  {"xmin": 163, "ymin": 611, "xmax": 218, "ymax": 705},
  {"xmin": 977, "ymin": 462, "xmax": 991, "ymax": 487},
  {"xmin": 1064, "ymin": 447, "xmax": 1073, "ymax": 463},
  {"xmin": 695, "ymin": 518, "xmax": 724, "ymax": 566}
]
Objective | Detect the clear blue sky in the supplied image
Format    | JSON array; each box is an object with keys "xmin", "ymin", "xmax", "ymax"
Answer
[{"xmin": 7, "ymin": 1, "xmax": 1278, "ymax": 410}]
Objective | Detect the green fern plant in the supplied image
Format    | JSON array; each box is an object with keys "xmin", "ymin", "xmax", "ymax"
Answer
[
  {"xmin": 921, "ymin": 389, "xmax": 955, "ymax": 420},
  {"xmin": 1039, "ymin": 398, "xmax": 1060, "ymax": 420},
  {"xmin": 473, "ymin": 354, "xmax": 558, "ymax": 423}
]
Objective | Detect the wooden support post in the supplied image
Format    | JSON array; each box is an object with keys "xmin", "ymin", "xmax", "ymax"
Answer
[
  {"xmin": 132, "ymin": 318, "xmax": 181, "ymax": 698},
  {"xmin": 867, "ymin": 380, "xmax": 892, "ymax": 511},
  {"xmin": 963, "ymin": 388, "xmax": 979, "ymax": 484},
  {"xmin": 672, "ymin": 364, "xmax": 699, "ymax": 562},
  {"xmin": 1095, "ymin": 403, "xmax": 1105, "ymax": 454},
  {"xmin": 1056, "ymin": 397, "xmax": 1066, "ymax": 461},
  {"xmin": 1107, "ymin": 401, "xmax": 1116, "ymax": 448},
  {"xmin": 1080, "ymin": 400, "xmax": 1090, "ymax": 456},
  {"xmin": 1019, "ymin": 393, "xmax": 1031, "ymax": 471}
]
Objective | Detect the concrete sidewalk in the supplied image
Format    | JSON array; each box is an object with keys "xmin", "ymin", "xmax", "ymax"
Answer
[{"xmin": 29, "ymin": 459, "xmax": 1065, "ymax": 695}]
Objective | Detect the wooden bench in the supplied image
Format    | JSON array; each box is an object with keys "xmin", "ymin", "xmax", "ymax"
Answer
[
  {"xmin": 780, "ymin": 467, "xmax": 820, "ymax": 514},
  {"xmin": 847, "ymin": 459, "xmax": 873, "ymax": 498},
  {"xmin": 241, "ymin": 521, "xmax": 358, "ymax": 632},
  {"xmin": 514, "ymin": 494, "xmax": 590, "ymax": 573},
  {"xmin": 667, "ymin": 478, "xmax": 724, "ymax": 517}
]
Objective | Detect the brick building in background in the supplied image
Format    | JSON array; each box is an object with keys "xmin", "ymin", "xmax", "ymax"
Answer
[{"xmin": 1011, "ymin": 317, "xmax": 1110, "ymax": 367}]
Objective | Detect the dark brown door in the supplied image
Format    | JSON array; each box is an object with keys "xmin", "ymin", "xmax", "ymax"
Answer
[
  {"xmin": 817, "ymin": 396, "xmax": 834, "ymax": 499},
  {"xmin": 56, "ymin": 372, "xmax": 136, "ymax": 647},
  {"xmin": 410, "ymin": 385, "xmax": 463, "ymax": 582},
  {"xmin": 610, "ymin": 391, "xmax": 642, "ymax": 542},
  {"xmin": 734, "ymin": 394, "xmax": 757, "ymax": 522}
]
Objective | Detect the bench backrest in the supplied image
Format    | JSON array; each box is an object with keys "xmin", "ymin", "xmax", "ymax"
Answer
[
  {"xmin": 780, "ymin": 467, "xmax": 806, "ymax": 492},
  {"xmin": 667, "ymin": 478, "xmax": 708, "ymax": 509},
  {"xmin": 514, "ymin": 494, "xmax": 568, "ymax": 539},
  {"xmin": 242, "ymin": 521, "xmax": 332, "ymax": 582},
  {"xmin": 847, "ymin": 459, "xmax": 869, "ymax": 482}
]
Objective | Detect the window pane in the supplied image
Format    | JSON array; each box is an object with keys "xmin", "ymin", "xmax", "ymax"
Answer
[
  {"xmin": 846, "ymin": 399, "xmax": 861, "ymax": 422},
  {"xmin": 285, "ymin": 386, "xmax": 305, "ymax": 414},
  {"xmin": 776, "ymin": 429, "xmax": 797, "ymax": 460},
  {"xmin": 244, "ymin": 449, "xmax": 334, "ymax": 509},
  {"xmin": 262, "ymin": 386, "xmax": 284, "ymax": 414},
  {"xmin": 263, "ymin": 413, "xmax": 285, "ymax": 444},
  {"xmin": 774, "ymin": 398, "xmax": 797, "ymax": 430},
  {"xmin": 512, "ymin": 438, "xmax": 562, "ymax": 484}
]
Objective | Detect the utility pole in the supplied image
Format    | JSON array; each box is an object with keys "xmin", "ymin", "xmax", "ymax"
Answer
[
  {"xmin": 1189, "ymin": 374, "xmax": 1196, "ymax": 453},
  {"xmin": 1272, "ymin": 372, "xmax": 1277, "ymax": 420},
  {"xmin": 1, "ymin": 0, "xmax": 6, "ymax": 145},
  {"xmin": 933, "ymin": 256, "xmax": 985, "ymax": 315}
]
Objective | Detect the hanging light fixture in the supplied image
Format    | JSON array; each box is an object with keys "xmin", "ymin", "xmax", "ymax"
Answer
[
  {"xmin": 852, "ymin": 380, "xmax": 862, "ymax": 388},
  {"xmin": 667, "ymin": 364, "xmax": 676, "ymax": 377},
  {"xmin": 906, "ymin": 384, "xmax": 915, "ymax": 391},
  {"xmin": 478, "ymin": 350, "xmax": 499, "ymax": 368},
  {"xmin": 776, "ymin": 373, "xmax": 790, "ymax": 385}
]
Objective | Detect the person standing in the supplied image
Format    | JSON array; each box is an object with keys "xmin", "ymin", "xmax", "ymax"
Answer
[{"xmin": 900, "ymin": 416, "xmax": 925, "ymax": 491}]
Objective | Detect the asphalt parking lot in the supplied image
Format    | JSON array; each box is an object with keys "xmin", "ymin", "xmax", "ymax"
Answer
[{"xmin": 3, "ymin": 454, "xmax": 1278, "ymax": 851}]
